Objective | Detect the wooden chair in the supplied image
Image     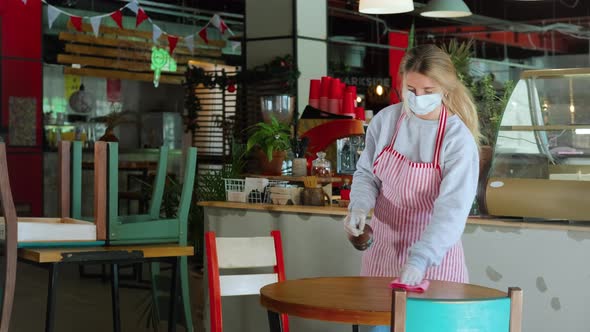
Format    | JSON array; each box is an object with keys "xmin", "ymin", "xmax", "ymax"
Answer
[
  {"xmin": 101, "ymin": 142, "xmax": 197, "ymax": 331},
  {"xmin": 0, "ymin": 143, "xmax": 18, "ymax": 332},
  {"xmin": 390, "ymin": 286, "xmax": 523, "ymax": 332},
  {"xmin": 205, "ymin": 230, "xmax": 290, "ymax": 332}
]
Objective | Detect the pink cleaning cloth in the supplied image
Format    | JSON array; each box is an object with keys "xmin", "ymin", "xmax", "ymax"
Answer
[{"xmin": 389, "ymin": 278, "xmax": 430, "ymax": 293}]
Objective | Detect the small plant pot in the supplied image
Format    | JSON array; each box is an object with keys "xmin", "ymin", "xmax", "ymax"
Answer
[{"xmin": 258, "ymin": 150, "xmax": 287, "ymax": 176}]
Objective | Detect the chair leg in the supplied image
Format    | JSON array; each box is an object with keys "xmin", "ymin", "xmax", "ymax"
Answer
[
  {"xmin": 150, "ymin": 262, "xmax": 162, "ymax": 327},
  {"xmin": 352, "ymin": 325, "xmax": 359, "ymax": 332},
  {"xmin": 180, "ymin": 256, "xmax": 194, "ymax": 332}
]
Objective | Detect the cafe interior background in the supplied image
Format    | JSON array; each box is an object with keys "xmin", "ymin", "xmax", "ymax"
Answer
[{"xmin": 1, "ymin": 0, "xmax": 590, "ymax": 331}]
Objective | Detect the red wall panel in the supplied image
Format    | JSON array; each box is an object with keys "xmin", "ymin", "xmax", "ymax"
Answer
[
  {"xmin": 1, "ymin": 58, "xmax": 43, "ymax": 149},
  {"xmin": 389, "ymin": 32, "xmax": 408, "ymax": 104},
  {"xmin": 1, "ymin": 0, "xmax": 42, "ymax": 59},
  {"xmin": 6, "ymin": 153, "xmax": 42, "ymax": 215},
  {"xmin": 1, "ymin": 0, "xmax": 43, "ymax": 216}
]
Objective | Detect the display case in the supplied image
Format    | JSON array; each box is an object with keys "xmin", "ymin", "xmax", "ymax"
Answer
[{"xmin": 486, "ymin": 68, "xmax": 590, "ymax": 221}]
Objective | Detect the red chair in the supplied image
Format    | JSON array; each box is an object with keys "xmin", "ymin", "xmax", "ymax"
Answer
[{"xmin": 205, "ymin": 230, "xmax": 289, "ymax": 332}]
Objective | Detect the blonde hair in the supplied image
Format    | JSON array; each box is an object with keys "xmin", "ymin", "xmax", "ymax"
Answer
[{"xmin": 400, "ymin": 44, "xmax": 481, "ymax": 147}]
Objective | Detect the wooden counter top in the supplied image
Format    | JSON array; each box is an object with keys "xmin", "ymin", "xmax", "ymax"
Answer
[
  {"xmin": 198, "ymin": 201, "xmax": 349, "ymax": 216},
  {"xmin": 199, "ymin": 201, "xmax": 590, "ymax": 232}
]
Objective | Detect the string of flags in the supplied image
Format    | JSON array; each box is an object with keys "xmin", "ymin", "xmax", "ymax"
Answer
[{"xmin": 26, "ymin": 0, "xmax": 240, "ymax": 55}]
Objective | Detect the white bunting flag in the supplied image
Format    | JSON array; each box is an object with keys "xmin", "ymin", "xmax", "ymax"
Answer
[
  {"xmin": 210, "ymin": 14, "xmax": 228, "ymax": 34},
  {"xmin": 47, "ymin": 5, "xmax": 61, "ymax": 29},
  {"xmin": 126, "ymin": 0, "xmax": 139, "ymax": 14},
  {"xmin": 230, "ymin": 41, "xmax": 241, "ymax": 52},
  {"xmin": 152, "ymin": 24, "xmax": 162, "ymax": 44},
  {"xmin": 90, "ymin": 16, "xmax": 102, "ymax": 37},
  {"xmin": 22, "ymin": 0, "xmax": 27, "ymax": 4},
  {"xmin": 185, "ymin": 34, "xmax": 195, "ymax": 54}
]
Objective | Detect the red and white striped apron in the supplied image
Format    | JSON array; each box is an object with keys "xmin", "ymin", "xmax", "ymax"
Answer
[{"xmin": 361, "ymin": 106, "xmax": 468, "ymax": 283}]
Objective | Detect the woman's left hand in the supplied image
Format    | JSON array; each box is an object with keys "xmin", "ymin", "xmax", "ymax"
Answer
[{"xmin": 400, "ymin": 264, "xmax": 425, "ymax": 286}]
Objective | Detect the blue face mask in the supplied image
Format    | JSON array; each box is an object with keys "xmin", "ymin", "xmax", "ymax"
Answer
[{"xmin": 406, "ymin": 90, "xmax": 442, "ymax": 116}]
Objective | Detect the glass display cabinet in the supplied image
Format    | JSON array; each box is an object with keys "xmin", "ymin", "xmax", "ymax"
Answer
[{"xmin": 485, "ymin": 68, "xmax": 590, "ymax": 221}]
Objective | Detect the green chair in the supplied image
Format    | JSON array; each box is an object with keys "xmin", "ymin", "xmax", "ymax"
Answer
[
  {"xmin": 100, "ymin": 142, "xmax": 197, "ymax": 331},
  {"xmin": 390, "ymin": 286, "xmax": 523, "ymax": 332}
]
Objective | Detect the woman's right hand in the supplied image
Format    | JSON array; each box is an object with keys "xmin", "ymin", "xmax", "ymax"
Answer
[{"xmin": 343, "ymin": 209, "xmax": 368, "ymax": 237}]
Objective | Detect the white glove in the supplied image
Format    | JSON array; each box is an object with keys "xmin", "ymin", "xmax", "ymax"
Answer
[
  {"xmin": 343, "ymin": 209, "xmax": 367, "ymax": 237},
  {"xmin": 400, "ymin": 264, "xmax": 425, "ymax": 286}
]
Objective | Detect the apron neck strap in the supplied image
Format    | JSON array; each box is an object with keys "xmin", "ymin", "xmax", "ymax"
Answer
[
  {"xmin": 433, "ymin": 104, "xmax": 448, "ymax": 167},
  {"xmin": 390, "ymin": 111, "xmax": 406, "ymax": 146}
]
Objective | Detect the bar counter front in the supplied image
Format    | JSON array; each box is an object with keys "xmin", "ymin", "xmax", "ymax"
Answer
[{"xmin": 199, "ymin": 201, "xmax": 590, "ymax": 332}]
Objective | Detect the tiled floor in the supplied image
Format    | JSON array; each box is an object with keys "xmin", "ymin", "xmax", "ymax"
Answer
[{"xmin": 10, "ymin": 262, "xmax": 204, "ymax": 332}]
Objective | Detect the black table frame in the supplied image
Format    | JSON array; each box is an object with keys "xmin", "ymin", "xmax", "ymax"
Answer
[{"xmin": 20, "ymin": 250, "xmax": 182, "ymax": 332}]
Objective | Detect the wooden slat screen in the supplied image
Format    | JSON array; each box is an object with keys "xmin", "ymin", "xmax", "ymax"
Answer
[{"xmin": 191, "ymin": 70, "xmax": 239, "ymax": 162}]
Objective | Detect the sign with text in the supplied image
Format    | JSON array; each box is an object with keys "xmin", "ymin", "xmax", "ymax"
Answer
[{"xmin": 337, "ymin": 76, "xmax": 392, "ymax": 88}]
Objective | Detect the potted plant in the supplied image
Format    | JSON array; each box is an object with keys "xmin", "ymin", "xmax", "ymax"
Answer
[
  {"xmin": 443, "ymin": 39, "xmax": 515, "ymax": 214},
  {"xmin": 246, "ymin": 115, "xmax": 292, "ymax": 175}
]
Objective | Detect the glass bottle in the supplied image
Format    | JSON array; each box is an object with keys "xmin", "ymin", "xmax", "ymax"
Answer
[
  {"xmin": 311, "ymin": 151, "xmax": 331, "ymax": 177},
  {"xmin": 347, "ymin": 224, "xmax": 374, "ymax": 251}
]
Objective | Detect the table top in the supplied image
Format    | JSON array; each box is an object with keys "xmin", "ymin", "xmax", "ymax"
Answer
[
  {"xmin": 19, "ymin": 244, "xmax": 194, "ymax": 263},
  {"xmin": 260, "ymin": 276, "xmax": 507, "ymax": 326}
]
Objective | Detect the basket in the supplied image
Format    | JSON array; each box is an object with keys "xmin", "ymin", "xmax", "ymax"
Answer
[{"xmin": 224, "ymin": 178, "xmax": 289, "ymax": 204}]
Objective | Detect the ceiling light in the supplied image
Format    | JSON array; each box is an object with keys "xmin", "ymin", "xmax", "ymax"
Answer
[
  {"xmin": 420, "ymin": 0, "xmax": 472, "ymax": 18},
  {"xmin": 359, "ymin": 0, "xmax": 414, "ymax": 14},
  {"xmin": 375, "ymin": 85, "xmax": 384, "ymax": 96}
]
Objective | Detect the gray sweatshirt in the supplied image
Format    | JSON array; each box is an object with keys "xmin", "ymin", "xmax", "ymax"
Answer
[{"xmin": 350, "ymin": 103, "xmax": 479, "ymax": 271}]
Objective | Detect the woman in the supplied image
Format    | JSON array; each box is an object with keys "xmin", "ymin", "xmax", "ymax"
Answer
[{"xmin": 344, "ymin": 44, "xmax": 480, "ymax": 287}]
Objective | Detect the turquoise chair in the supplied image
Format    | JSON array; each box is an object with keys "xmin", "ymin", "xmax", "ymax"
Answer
[
  {"xmin": 390, "ymin": 287, "xmax": 523, "ymax": 332},
  {"xmin": 101, "ymin": 142, "xmax": 197, "ymax": 331}
]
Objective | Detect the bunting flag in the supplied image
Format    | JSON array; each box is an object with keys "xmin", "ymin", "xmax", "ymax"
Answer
[
  {"xmin": 47, "ymin": 5, "xmax": 61, "ymax": 29},
  {"xmin": 152, "ymin": 24, "xmax": 162, "ymax": 44},
  {"xmin": 110, "ymin": 10, "xmax": 123, "ymax": 29},
  {"xmin": 70, "ymin": 16, "xmax": 83, "ymax": 32},
  {"xmin": 198, "ymin": 26, "xmax": 209, "ymax": 44},
  {"xmin": 126, "ymin": 0, "xmax": 139, "ymax": 14},
  {"xmin": 210, "ymin": 14, "xmax": 228, "ymax": 34},
  {"xmin": 167, "ymin": 35, "xmax": 179, "ymax": 54},
  {"xmin": 90, "ymin": 16, "xmax": 102, "ymax": 36},
  {"xmin": 230, "ymin": 41, "xmax": 241, "ymax": 52},
  {"xmin": 185, "ymin": 34, "xmax": 195, "ymax": 53},
  {"xmin": 136, "ymin": 8, "xmax": 149, "ymax": 27},
  {"xmin": 21, "ymin": 0, "xmax": 27, "ymax": 4},
  {"xmin": 34, "ymin": 1, "xmax": 241, "ymax": 60}
]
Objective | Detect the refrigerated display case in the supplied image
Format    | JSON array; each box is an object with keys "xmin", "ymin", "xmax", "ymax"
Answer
[{"xmin": 485, "ymin": 68, "xmax": 590, "ymax": 221}]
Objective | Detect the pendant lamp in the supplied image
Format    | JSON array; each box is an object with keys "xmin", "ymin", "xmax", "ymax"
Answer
[
  {"xmin": 420, "ymin": 0, "xmax": 472, "ymax": 18},
  {"xmin": 359, "ymin": 0, "xmax": 414, "ymax": 14}
]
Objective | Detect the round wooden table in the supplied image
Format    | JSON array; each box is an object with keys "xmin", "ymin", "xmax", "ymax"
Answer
[{"xmin": 260, "ymin": 276, "xmax": 507, "ymax": 330}]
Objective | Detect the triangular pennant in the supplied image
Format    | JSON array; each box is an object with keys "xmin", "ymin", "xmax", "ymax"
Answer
[
  {"xmin": 198, "ymin": 26, "xmax": 209, "ymax": 44},
  {"xmin": 90, "ymin": 16, "xmax": 102, "ymax": 37},
  {"xmin": 230, "ymin": 41, "xmax": 241, "ymax": 52},
  {"xmin": 126, "ymin": 0, "xmax": 139, "ymax": 14},
  {"xmin": 136, "ymin": 8, "xmax": 149, "ymax": 27},
  {"xmin": 21, "ymin": 0, "xmax": 27, "ymax": 4},
  {"xmin": 47, "ymin": 5, "xmax": 61, "ymax": 29},
  {"xmin": 110, "ymin": 10, "xmax": 123, "ymax": 29},
  {"xmin": 167, "ymin": 35, "xmax": 179, "ymax": 54},
  {"xmin": 210, "ymin": 15, "xmax": 228, "ymax": 34},
  {"xmin": 185, "ymin": 34, "xmax": 195, "ymax": 54},
  {"xmin": 70, "ymin": 16, "xmax": 83, "ymax": 32},
  {"xmin": 152, "ymin": 24, "xmax": 162, "ymax": 44}
]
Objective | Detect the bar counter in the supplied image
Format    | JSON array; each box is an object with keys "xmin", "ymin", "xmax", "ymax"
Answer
[{"xmin": 200, "ymin": 201, "xmax": 590, "ymax": 332}]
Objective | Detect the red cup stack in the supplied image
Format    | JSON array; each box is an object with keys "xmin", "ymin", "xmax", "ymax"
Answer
[
  {"xmin": 308, "ymin": 79, "xmax": 321, "ymax": 109},
  {"xmin": 328, "ymin": 78, "xmax": 342, "ymax": 114},
  {"xmin": 342, "ymin": 92, "xmax": 356, "ymax": 118},
  {"xmin": 319, "ymin": 76, "xmax": 331, "ymax": 112}
]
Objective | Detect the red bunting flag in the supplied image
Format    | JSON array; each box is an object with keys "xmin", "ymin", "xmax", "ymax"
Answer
[
  {"xmin": 70, "ymin": 16, "xmax": 83, "ymax": 32},
  {"xmin": 210, "ymin": 15, "xmax": 228, "ymax": 34},
  {"xmin": 168, "ymin": 35, "xmax": 179, "ymax": 54},
  {"xmin": 198, "ymin": 27, "xmax": 209, "ymax": 44},
  {"xmin": 136, "ymin": 8, "xmax": 149, "ymax": 27},
  {"xmin": 110, "ymin": 10, "xmax": 123, "ymax": 29}
]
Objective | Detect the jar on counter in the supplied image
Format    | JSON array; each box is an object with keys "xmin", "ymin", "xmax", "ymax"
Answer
[{"xmin": 311, "ymin": 152, "xmax": 331, "ymax": 177}]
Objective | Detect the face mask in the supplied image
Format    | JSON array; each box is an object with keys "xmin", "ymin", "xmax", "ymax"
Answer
[{"xmin": 405, "ymin": 90, "xmax": 442, "ymax": 116}]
